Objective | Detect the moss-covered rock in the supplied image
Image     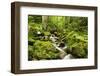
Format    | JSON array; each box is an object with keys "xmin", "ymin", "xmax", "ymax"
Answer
[
  {"xmin": 71, "ymin": 47, "xmax": 87, "ymax": 58},
  {"xmin": 29, "ymin": 41, "xmax": 60, "ymax": 60}
]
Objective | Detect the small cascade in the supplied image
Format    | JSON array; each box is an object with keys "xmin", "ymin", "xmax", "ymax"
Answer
[{"xmin": 50, "ymin": 34, "xmax": 74, "ymax": 59}]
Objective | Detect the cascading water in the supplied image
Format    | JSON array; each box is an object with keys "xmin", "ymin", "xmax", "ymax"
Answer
[{"xmin": 50, "ymin": 34, "xmax": 74, "ymax": 59}]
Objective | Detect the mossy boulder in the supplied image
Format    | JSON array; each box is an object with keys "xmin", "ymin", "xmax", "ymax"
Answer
[
  {"xmin": 71, "ymin": 47, "xmax": 87, "ymax": 58},
  {"xmin": 28, "ymin": 41, "xmax": 60, "ymax": 60}
]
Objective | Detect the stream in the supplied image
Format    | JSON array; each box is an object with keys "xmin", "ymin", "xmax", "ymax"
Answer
[
  {"xmin": 37, "ymin": 31, "xmax": 74, "ymax": 59},
  {"xmin": 50, "ymin": 35, "xmax": 74, "ymax": 59}
]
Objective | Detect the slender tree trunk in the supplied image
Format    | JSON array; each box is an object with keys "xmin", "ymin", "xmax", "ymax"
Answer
[{"xmin": 42, "ymin": 16, "xmax": 48, "ymax": 30}]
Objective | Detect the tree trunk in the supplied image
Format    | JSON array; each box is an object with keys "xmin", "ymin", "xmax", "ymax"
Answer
[{"xmin": 42, "ymin": 16, "xmax": 48, "ymax": 30}]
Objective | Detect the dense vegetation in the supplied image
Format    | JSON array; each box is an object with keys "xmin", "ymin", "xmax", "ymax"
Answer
[{"xmin": 28, "ymin": 15, "xmax": 88, "ymax": 61}]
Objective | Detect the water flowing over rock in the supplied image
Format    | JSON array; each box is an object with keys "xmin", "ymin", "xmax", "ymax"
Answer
[
  {"xmin": 63, "ymin": 54, "xmax": 74, "ymax": 59},
  {"xmin": 50, "ymin": 34, "xmax": 74, "ymax": 59}
]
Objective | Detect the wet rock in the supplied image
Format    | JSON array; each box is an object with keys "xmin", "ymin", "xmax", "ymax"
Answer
[
  {"xmin": 59, "ymin": 42, "xmax": 65, "ymax": 48},
  {"xmin": 63, "ymin": 54, "xmax": 74, "ymax": 59}
]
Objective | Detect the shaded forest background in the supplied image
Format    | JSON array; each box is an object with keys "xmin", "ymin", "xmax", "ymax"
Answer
[{"xmin": 28, "ymin": 15, "xmax": 88, "ymax": 61}]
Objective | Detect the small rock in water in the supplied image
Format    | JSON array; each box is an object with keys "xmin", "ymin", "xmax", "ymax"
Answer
[
  {"xmin": 50, "ymin": 35, "xmax": 58, "ymax": 42},
  {"xmin": 59, "ymin": 42, "xmax": 65, "ymax": 48},
  {"xmin": 63, "ymin": 54, "xmax": 74, "ymax": 59},
  {"xmin": 37, "ymin": 31, "xmax": 41, "ymax": 34}
]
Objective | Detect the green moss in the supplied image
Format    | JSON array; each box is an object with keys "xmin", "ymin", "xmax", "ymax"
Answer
[
  {"xmin": 29, "ymin": 41, "xmax": 60, "ymax": 60},
  {"xmin": 71, "ymin": 47, "xmax": 87, "ymax": 58}
]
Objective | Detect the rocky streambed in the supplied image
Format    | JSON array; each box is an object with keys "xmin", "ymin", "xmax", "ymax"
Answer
[{"xmin": 50, "ymin": 34, "xmax": 75, "ymax": 59}]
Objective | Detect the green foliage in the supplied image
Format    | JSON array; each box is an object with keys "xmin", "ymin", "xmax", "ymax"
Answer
[
  {"xmin": 28, "ymin": 15, "xmax": 88, "ymax": 60},
  {"xmin": 28, "ymin": 15, "xmax": 42, "ymax": 24},
  {"xmin": 65, "ymin": 17, "xmax": 88, "ymax": 34},
  {"xmin": 28, "ymin": 45, "xmax": 34, "ymax": 60},
  {"xmin": 47, "ymin": 16, "xmax": 65, "ymax": 32},
  {"xmin": 28, "ymin": 41, "xmax": 60, "ymax": 60},
  {"xmin": 71, "ymin": 46, "xmax": 87, "ymax": 58},
  {"xmin": 64, "ymin": 31, "xmax": 88, "ymax": 58},
  {"xmin": 44, "ymin": 31, "xmax": 51, "ymax": 36}
]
